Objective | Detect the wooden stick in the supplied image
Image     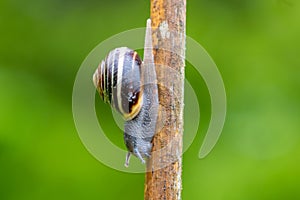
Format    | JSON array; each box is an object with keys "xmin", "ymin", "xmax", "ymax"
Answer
[{"xmin": 145, "ymin": 0, "xmax": 186, "ymax": 199}]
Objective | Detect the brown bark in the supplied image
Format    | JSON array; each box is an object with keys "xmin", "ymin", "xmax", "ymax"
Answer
[{"xmin": 144, "ymin": 0, "xmax": 186, "ymax": 199}]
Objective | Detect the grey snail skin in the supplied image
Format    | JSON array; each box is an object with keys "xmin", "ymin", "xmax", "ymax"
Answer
[{"xmin": 93, "ymin": 19, "xmax": 158, "ymax": 167}]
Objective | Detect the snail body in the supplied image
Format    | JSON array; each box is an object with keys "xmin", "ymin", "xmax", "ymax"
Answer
[{"xmin": 93, "ymin": 19, "xmax": 158, "ymax": 167}]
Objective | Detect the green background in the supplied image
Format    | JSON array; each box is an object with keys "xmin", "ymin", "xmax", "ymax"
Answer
[{"xmin": 1, "ymin": 0, "xmax": 299, "ymax": 199}]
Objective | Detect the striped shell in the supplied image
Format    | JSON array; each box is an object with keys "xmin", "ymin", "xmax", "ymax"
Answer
[{"xmin": 93, "ymin": 47, "xmax": 143, "ymax": 120}]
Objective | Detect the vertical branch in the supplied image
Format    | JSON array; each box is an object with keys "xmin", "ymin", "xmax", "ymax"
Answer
[{"xmin": 145, "ymin": 0, "xmax": 186, "ymax": 199}]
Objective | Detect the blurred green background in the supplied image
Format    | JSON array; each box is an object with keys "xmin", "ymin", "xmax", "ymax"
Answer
[{"xmin": 1, "ymin": 0, "xmax": 300, "ymax": 199}]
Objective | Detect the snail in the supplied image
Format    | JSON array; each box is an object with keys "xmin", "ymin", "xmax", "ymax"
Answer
[{"xmin": 93, "ymin": 19, "xmax": 158, "ymax": 167}]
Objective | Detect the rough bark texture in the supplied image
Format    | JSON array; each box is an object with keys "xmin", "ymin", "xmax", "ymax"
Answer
[{"xmin": 144, "ymin": 0, "xmax": 186, "ymax": 199}]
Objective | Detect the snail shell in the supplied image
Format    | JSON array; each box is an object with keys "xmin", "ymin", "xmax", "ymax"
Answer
[{"xmin": 93, "ymin": 47, "xmax": 144, "ymax": 120}]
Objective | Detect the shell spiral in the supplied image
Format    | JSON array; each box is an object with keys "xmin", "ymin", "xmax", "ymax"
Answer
[{"xmin": 93, "ymin": 47, "xmax": 144, "ymax": 120}]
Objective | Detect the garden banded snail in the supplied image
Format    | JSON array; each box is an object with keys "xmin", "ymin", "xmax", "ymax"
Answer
[{"xmin": 93, "ymin": 19, "xmax": 158, "ymax": 167}]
